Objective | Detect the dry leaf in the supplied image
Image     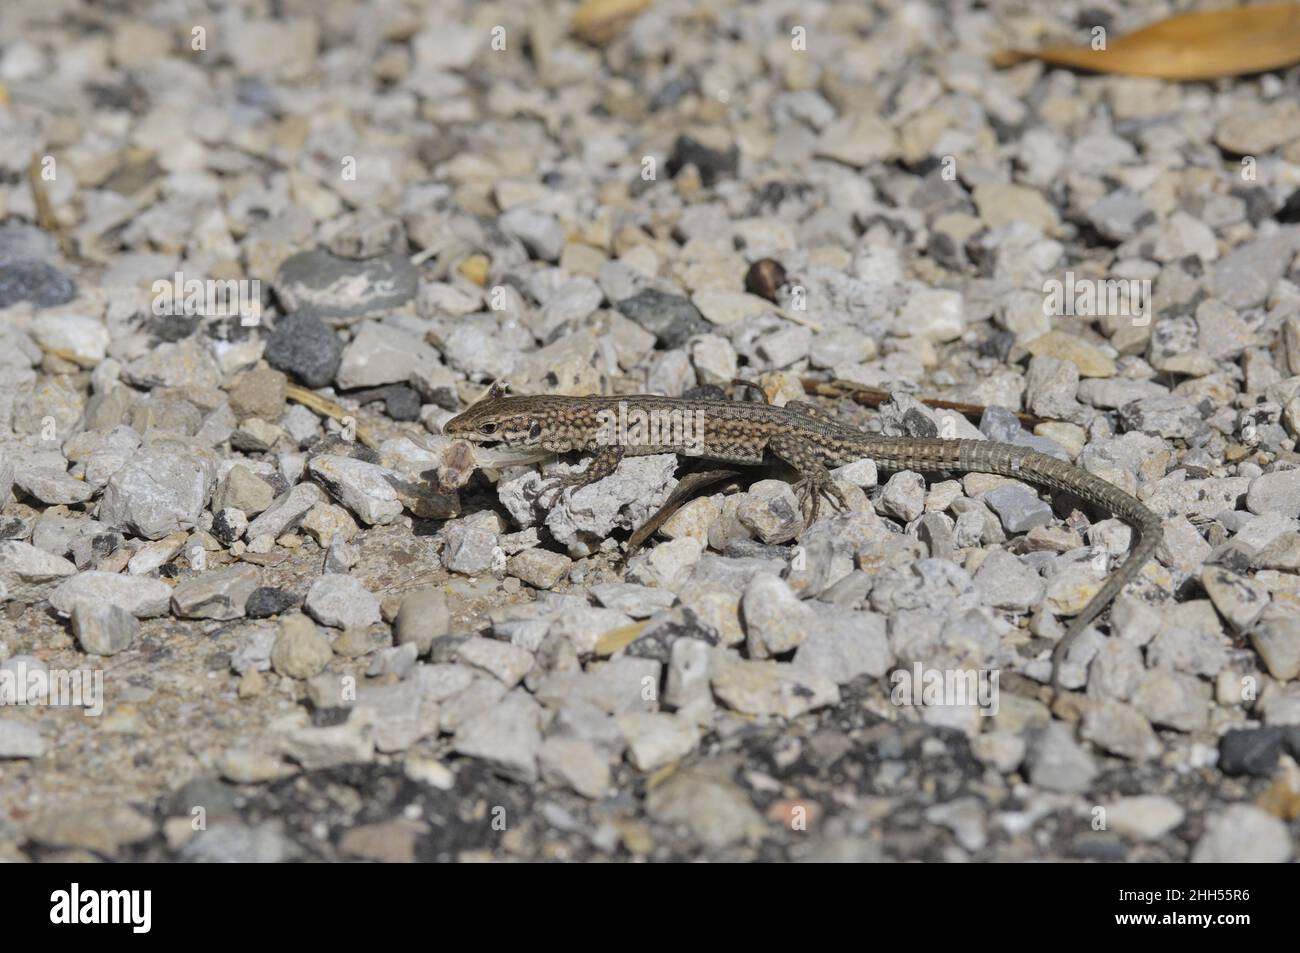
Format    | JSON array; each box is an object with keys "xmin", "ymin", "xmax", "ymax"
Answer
[
  {"xmin": 593, "ymin": 620, "xmax": 650, "ymax": 656},
  {"xmin": 572, "ymin": 0, "xmax": 653, "ymax": 46},
  {"xmin": 284, "ymin": 382, "xmax": 380, "ymax": 449},
  {"xmin": 993, "ymin": 3, "xmax": 1300, "ymax": 80}
]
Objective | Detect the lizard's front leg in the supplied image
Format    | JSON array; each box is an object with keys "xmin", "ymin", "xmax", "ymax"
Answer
[
  {"xmin": 539, "ymin": 445, "xmax": 625, "ymax": 506},
  {"xmin": 768, "ymin": 433, "xmax": 847, "ymax": 525}
]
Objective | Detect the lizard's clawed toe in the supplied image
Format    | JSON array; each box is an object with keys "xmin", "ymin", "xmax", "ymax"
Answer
[
  {"xmin": 793, "ymin": 476, "xmax": 847, "ymax": 526},
  {"xmin": 536, "ymin": 475, "xmax": 576, "ymax": 508}
]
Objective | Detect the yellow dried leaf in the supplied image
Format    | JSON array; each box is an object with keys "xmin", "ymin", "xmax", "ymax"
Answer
[
  {"xmin": 993, "ymin": 3, "xmax": 1300, "ymax": 80},
  {"xmin": 593, "ymin": 619, "xmax": 650, "ymax": 656},
  {"xmin": 572, "ymin": 0, "xmax": 653, "ymax": 46}
]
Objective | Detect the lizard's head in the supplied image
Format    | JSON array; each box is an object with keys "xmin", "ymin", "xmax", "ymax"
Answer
[{"xmin": 443, "ymin": 383, "xmax": 544, "ymax": 447}]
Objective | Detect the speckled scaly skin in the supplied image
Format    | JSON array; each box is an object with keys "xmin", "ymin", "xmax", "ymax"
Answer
[{"xmin": 445, "ymin": 392, "xmax": 1162, "ymax": 685}]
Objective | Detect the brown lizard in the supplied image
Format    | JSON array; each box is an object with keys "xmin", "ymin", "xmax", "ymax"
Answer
[{"xmin": 444, "ymin": 384, "xmax": 1163, "ymax": 687}]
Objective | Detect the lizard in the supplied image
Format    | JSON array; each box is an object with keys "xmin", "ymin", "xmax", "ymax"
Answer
[{"xmin": 444, "ymin": 383, "xmax": 1163, "ymax": 688}]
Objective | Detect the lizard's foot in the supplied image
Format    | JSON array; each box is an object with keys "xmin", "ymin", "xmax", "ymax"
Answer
[
  {"xmin": 536, "ymin": 471, "xmax": 590, "ymax": 508},
  {"xmin": 534, "ymin": 447, "xmax": 625, "ymax": 509},
  {"xmin": 793, "ymin": 473, "xmax": 848, "ymax": 525}
]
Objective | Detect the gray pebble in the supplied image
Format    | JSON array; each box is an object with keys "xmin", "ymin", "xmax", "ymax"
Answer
[
  {"xmin": 1026, "ymin": 722, "xmax": 1097, "ymax": 793},
  {"xmin": 394, "ymin": 588, "xmax": 450, "ymax": 655},
  {"xmin": 983, "ymin": 485, "xmax": 1054, "ymax": 534},
  {"xmin": 304, "ymin": 574, "xmax": 381, "ymax": 629},
  {"xmin": 71, "ymin": 600, "xmax": 139, "ymax": 656}
]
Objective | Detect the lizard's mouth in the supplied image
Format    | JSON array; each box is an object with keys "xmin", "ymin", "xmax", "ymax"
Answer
[
  {"xmin": 443, "ymin": 428, "xmax": 500, "ymax": 446},
  {"xmin": 470, "ymin": 444, "xmax": 555, "ymax": 467}
]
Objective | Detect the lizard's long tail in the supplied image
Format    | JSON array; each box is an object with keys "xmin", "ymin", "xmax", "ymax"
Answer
[
  {"xmin": 858, "ymin": 437, "xmax": 1163, "ymax": 687},
  {"xmin": 1048, "ymin": 507, "xmax": 1162, "ymax": 686},
  {"xmin": 966, "ymin": 440, "xmax": 1163, "ymax": 687}
]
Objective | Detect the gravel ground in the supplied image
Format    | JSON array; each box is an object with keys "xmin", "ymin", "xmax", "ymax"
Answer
[{"xmin": 1, "ymin": 0, "xmax": 1299, "ymax": 863}]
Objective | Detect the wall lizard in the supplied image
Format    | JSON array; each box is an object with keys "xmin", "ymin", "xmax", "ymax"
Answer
[{"xmin": 445, "ymin": 385, "xmax": 1163, "ymax": 687}]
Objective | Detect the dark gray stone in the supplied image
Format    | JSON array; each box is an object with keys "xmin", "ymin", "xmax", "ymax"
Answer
[
  {"xmin": 1218, "ymin": 726, "xmax": 1282, "ymax": 777},
  {"xmin": 0, "ymin": 259, "xmax": 76, "ymax": 309},
  {"xmin": 615, "ymin": 288, "xmax": 711, "ymax": 349},
  {"xmin": 245, "ymin": 586, "xmax": 300, "ymax": 618},
  {"xmin": 264, "ymin": 311, "xmax": 343, "ymax": 388}
]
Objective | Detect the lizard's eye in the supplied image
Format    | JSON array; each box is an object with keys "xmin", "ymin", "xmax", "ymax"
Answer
[{"xmin": 479, "ymin": 423, "xmax": 497, "ymax": 435}]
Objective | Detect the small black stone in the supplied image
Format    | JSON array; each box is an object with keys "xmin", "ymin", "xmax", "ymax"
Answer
[
  {"xmin": 1282, "ymin": 725, "xmax": 1300, "ymax": 761},
  {"xmin": 311, "ymin": 706, "xmax": 353, "ymax": 727},
  {"xmin": 978, "ymin": 329, "xmax": 1016, "ymax": 363},
  {"xmin": 926, "ymin": 231, "xmax": 965, "ymax": 271},
  {"xmin": 245, "ymin": 587, "xmax": 300, "ymax": 619},
  {"xmin": 1218, "ymin": 726, "xmax": 1283, "ymax": 777},
  {"xmin": 1070, "ymin": 833, "xmax": 1127, "ymax": 862},
  {"xmin": 666, "ymin": 134, "xmax": 739, "ymax": 186},
  {"xmin": 211, "ymin": 511, "xmax": 243, "ymax": 546},
  {"xmin": 264, "ymin": 311, "xmax": 343, "ymax": 388},
  {"xmin": 0, "ymin": 259, "xmax": 77, "ymax": 309},
  {"xmin": 1276, "ymin": 188, "xmax": 1300, "ymax": 225},
  {"xmin": 382, "ymin": 385, "xmax": 422, "ymax": 421},
  {"xmin": 91, "ymin": 533, "xmax": 119, "ymax": 559},
  {"xmin": 649, "ymin": 76, "xmax": 696, "ymax": 112}
]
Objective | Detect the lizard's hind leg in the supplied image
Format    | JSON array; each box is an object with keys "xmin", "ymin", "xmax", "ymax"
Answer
[
  {"xmin": 768, "ymin": 433, "xmax": 848, "ymax": 525},
  {"xmin": 538, "ymin": 445, "xmax": 625, "ymax": 507}
]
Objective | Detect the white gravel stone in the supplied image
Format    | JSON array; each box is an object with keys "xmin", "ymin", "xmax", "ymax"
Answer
[
  {"xmin": 741, "ymin": 572, "xmax": 816, "ymax": 659},
  {"xmin": 0, "ymin": 720, "xmax": 47, "ymax": 759},
  {"xmin": 616, "ymin": 712, "xmax": 701, "ymax": 771},
  {"xmin": 304, "ymin": 574, "xmax": 381, "ymax": 629},
  {"xmin": 307, "ymin": 454, "xmax": 403, "ymax": 526},
  {"xmin": 246, "ymin": 482, "xmax": 324, "ymax": 539},
  {"xmin": 50, "ymin": 571, "xmax": 172, "ymax": 618},
  {"xmin": 30, "ymin": 313, "xmax": 110, "ymax": 364},
  {"xmin": 710, "ymin": 656, "xmax": 839, "ymax": 718},
  {"xmin": 394, "ymin": 588, "xmax": 449, "ymax": 655},
  {"xmin": 539, "ymin": 736, "xmax": 610, "ymax": 799},
  {"xmin": 97, "ymin": 447, "xmax": 213, "ymax": 540},
  {"xmin": 170, "ymin": 565, "xmax": 261, "ymax": 620},
  {"xmin": 1191, "ymin": 805, "xmax": 1292, "ymax": 863},
  {"xmin": 455, "ymin": 637, "xmax": 535, "ymax": 687},
  {"xmin": 1025, "ymin": 723, "xmax": 1096, "ymax": 793},
  {"xmin": 453, "ymin": 689, "xmax": 544, "ymax": 782},
  {"xmin": 0, "ymin": 540, "xmax": 77, "ymax": 602},
  {"xmin": 1105, "ymin": 796, "xmax": 1185, "ymax": 841},
  {"xmin": 71, "ymin": 601, "xmax": 139, "ymax": 655}
]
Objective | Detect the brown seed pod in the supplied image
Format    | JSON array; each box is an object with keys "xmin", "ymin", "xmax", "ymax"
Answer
[{"xmin": 745, "ymin": 258, "xmax": 787, "ymax": 303}]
